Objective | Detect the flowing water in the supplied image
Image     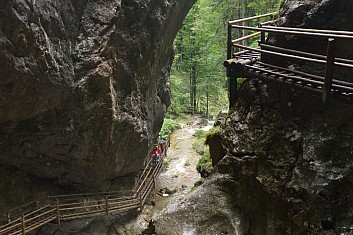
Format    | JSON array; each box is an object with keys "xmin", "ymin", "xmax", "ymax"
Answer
[{"xmin": 122, "ymin": 118, "xmax": 214, "ymax": 234}]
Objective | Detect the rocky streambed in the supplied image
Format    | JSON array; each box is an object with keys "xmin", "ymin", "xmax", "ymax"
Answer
[{"xmin": 115, "ymin": 118, "xmax": 243, "ymax": 235}]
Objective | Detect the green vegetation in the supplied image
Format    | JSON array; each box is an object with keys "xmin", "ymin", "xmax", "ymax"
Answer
[
  {"xmin": 192, "ymin": 138, "xmax": 206, "ymax": 155},
  {"xmin": 192, "ymin": 126, "xmax": 223, "ymax": 177},
  {"xmin": 163, "ymin": 158, "xmax": 170, "ymax": 169},
  {"xmin": 160, "ymin": 118, "xmax": 181, "ymax": 140},
  {"xmin": 192, "ymin": 127, "xmax": 222, "ymax": 177},
  {"xmin": 205, "ymin": 126, "xmax": 221, "ymax": 138},
  {"xmin": 169, "ymin": 0, "xmax": 281, "ymax": 117},
  {"xmin": 192, "ymin": 129, "xmax": 207, "ymax": 154},
  {"xmin": 196, "ymin": 151, "xmax": 213, "ymax": 178}
]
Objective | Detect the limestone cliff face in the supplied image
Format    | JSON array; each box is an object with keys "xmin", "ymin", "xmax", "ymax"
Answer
[
  {"xmin": 213, "ymin": 0, "xmax": 353, "ymax": 234},
  {"xmin": 0, "ymin": 0, "xmax": 194, "ymax": 188},
  {"xmin": 218, "ymin": 80, "xmax": 353, "ymax": 234}
]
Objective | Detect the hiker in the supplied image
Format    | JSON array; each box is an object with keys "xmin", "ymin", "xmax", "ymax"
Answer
[
  {"xmin": 151, "ymin": 144, "xmax": 162, "ymax": 167},
  {"xmin": 160, "ymin": 140, "xmax": 166, "ymax": 156}
]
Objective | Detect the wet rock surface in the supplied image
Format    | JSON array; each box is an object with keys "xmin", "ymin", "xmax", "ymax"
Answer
[
  {"xmin": 154, "ymin": 174, "xmax": 241, "ymax": 235},
  {"xmin": 99, "ymin": 120, "xmax": 242, "ymax": 235},
  {"xmin": 0, "ymin": 0, "xmax": 195, "ymax": 203},
  {"xmin": 216, "ymin": 79, "xmax": 353, "ymax": 234}
]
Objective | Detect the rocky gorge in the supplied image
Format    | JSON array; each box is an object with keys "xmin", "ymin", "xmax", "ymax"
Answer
[
  {"xmin": 1, "ymin": 0, "xmax": 353, "ymax": 234},
  {"xmin": 0, "ymin": 0, "xmax": 194, "ymax": 209},
  {"xmin": 150, "ymin": 0, "xmax": 353, "ymax": 234}
]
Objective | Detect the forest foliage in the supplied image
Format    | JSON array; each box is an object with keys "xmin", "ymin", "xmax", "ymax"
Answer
[{"xmin": 168, "ymin": 0, "xmax": 281, "ymax": 117}]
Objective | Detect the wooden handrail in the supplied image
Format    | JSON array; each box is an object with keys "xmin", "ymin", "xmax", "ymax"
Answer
[
  {"xmin": 24, "ymin": 215, "xmax": 56, "ymax": 233},
  {"xmin": 232, "ymin": 44, "xmax": 327, "ymax": 65},
  {"xmin": 260, "ymin": 43, "xmax": 353, "ymax": 66},
  {"xmin": 228, "ymin": 12, "xmax": 277, "ymax": 25},
  {"xmin": 230, "ymin": 24, "xmax": 353, "ymax": 40},
  {"xmin": 48, "ymin": 189, "xmax": 134, "ymax": 199},
  {"xmin": 0, "ymin": 134, "xmax": 171, "ymax": 234},
  {"xmin": 25, "ymin": 208, "xmax": 55, "ymax": 223},
  {"xmin": 263, "ymin": 25, "xmax": 353, "ymax": 36},
  {"xmin": 232, "ymin": 32, "xmax": 261, "ymax": 44},
  {"xmin": 226, "ymin": 12, "xmax": 353, "ymax": 107}
]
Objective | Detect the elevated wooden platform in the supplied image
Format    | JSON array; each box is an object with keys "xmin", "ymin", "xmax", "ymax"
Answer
[{"xmin": 225, "ymin": 12, "xmax": 353, "ymax": 107}]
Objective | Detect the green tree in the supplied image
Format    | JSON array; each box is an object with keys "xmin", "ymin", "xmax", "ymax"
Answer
[{"xmin": 169, "ymin": 0, "xmax": 281, "ymax": 116}]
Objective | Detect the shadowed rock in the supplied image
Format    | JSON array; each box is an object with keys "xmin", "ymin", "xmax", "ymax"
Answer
[{"xmin": 0, "ymin": 0, "xmax": 195, "ymax": 190}]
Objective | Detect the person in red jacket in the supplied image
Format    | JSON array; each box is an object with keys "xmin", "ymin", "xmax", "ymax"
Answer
[{"xmin": 151, "ymin": 144, "xmax": 162, "ymax": 167}]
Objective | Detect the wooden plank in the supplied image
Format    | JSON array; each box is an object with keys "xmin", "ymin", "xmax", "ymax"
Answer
[
  {"xmin": 23, "ymin": 205, "xmax": 51, "ymax": 219},
  {"xmin": 263, "ymin": 25, "xmax": 353, "ymax": 36},
  {"xmin": 0, "ymin": 217, "xmax": 21, "ymax": 230},
  {"xmin": 25, "ymin": 208, "xmax": 56, "ymax": 224},
  {"xmin": 24, "ymin": 215, "xmax": 56, "ymax": 233},
  {"xmin": 60, "ymin": 208, "xmax": 106, "ymax": 219},
  {"xmin": 0, "ymin": 219, "xmax": 22, "ymax": 233},
  {"xmin": 232, "ymin": 32, "xmax": 261, "ymax": 44},
  {"xmin": 229, "ymin": 12, "xmax": 277, "ymax": 24},
  {"xmin": 257, "ymin": 62, "xmax": 326, "ymax": 82},
  {"xmin": 233, "ymin": 43, "xmax": 327, "ymax": 65},
  {"xmin": 244, "ymin": 64, "xmax": 324, "ymax": 86}
]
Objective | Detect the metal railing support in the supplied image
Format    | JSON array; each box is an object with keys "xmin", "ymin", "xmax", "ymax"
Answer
[
  {"xmin": 227, "ymin": 23, "xmax": 232, "ymax": 77},
  {"xmin": 56, "ymin": 200, "xmax": 61, "ymax": 225},
  {"xmin": 323, "ymin": 38, "xmax": 336, "ymax": 105},
  {"xmin": 229, "ymin": 77, "xmax": 237, "ymax": 109},
  {"xmin": 138, "ymin": 192, "xmax": 142, "ymax": 211},
  {"xmin": 21, "ymin": 214, "xmax": 26, "ymax": 235},
  {"xmin": 227, "ymin": 23, "xmax": 238, "ymax": 108},
  {"xmin": 105, "ymin": 197, "xmax": 109, "ymax": 216},
  {"xmin": 259, "ymin": 23, "xmax": 265, "ymax": 61}
]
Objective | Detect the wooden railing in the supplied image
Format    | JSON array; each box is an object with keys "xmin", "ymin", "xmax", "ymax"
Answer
[
  {"xmin": 0, "ymin": 134, "xmax": 170, "ymax": 235},
  {"xmin": 225, "ymin": 12, "xmax": 353, "ymax": 106}
]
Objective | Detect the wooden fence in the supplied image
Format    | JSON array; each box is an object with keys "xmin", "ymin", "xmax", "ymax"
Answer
[
  {"xmin": 0, "ymin": 134, "xmax": 170, "ymax": 235},
  {"xmin": 225, "ymin": 12, "xmax": 353, "ymax": 106}
]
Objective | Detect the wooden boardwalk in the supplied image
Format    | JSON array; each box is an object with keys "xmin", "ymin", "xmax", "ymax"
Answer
[
  {"xmin": 224, "ymin": 12, "xmax": 353, "ymax": 107},
  {"xmin": 0, "ymin": 137, "xmax": 169, "ymax": 235}
]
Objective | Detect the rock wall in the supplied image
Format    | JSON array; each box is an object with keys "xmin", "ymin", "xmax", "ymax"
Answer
[
  {"xmin": 0, "ymin": 0, "xmax": 194, "ymax": 193},
  {"xmin": 218, "ymin": 79, "xmax": 353, "ymax": 234},
  {"xmin": 212, "ymin": 0, "xmax": 353, "ymax": 234}
]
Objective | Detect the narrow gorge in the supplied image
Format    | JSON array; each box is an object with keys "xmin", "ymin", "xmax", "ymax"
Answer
[{"xmin": 1, "ymin": 0, "xmax": 353, "ymax": 234}]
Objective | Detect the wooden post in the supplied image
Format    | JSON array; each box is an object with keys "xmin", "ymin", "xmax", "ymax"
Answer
[
  {"xmin": 260, "ymin": 30, "xmax": 265, "ymax": 44},
  {"xmin": 323, "ymin": 38, "xmax": 336, "ymax": 105},
  {"xmin": 227, "ymin": 23, "xmax": 238, "ymax": 108},
  {"xmin": 259, "ymin": 24, "xmax": 265, "ymax": 62},
  {"xmin": 139, "ymin": 192, "xmax": 142, "ymax": 211},
  {"xmin": 56, "ymin": 200, "xmax": 61, "ymax": 225},
  {"xmin": 22, "ymin": 214, "xmax": 26, "ymax": 235},
  {"xmin": 227, "ymin": 23, "xmax": 232, "ymax": 77},
  {"xmin": 229, "ymin": 77, "xmax": 238, "ymax": 108},
  {"xmin": 105, "ymin": 197, "xmax": 109, "ymax": 216}
]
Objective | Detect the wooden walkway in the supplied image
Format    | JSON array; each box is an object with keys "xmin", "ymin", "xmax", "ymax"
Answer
[
  {"xmin": 0, "ymin": 137, "xmax": 169, "ymax": 235},
  {"xmin": 224, "ymin": 12, "xmax": 353, "ymax": 107}
]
